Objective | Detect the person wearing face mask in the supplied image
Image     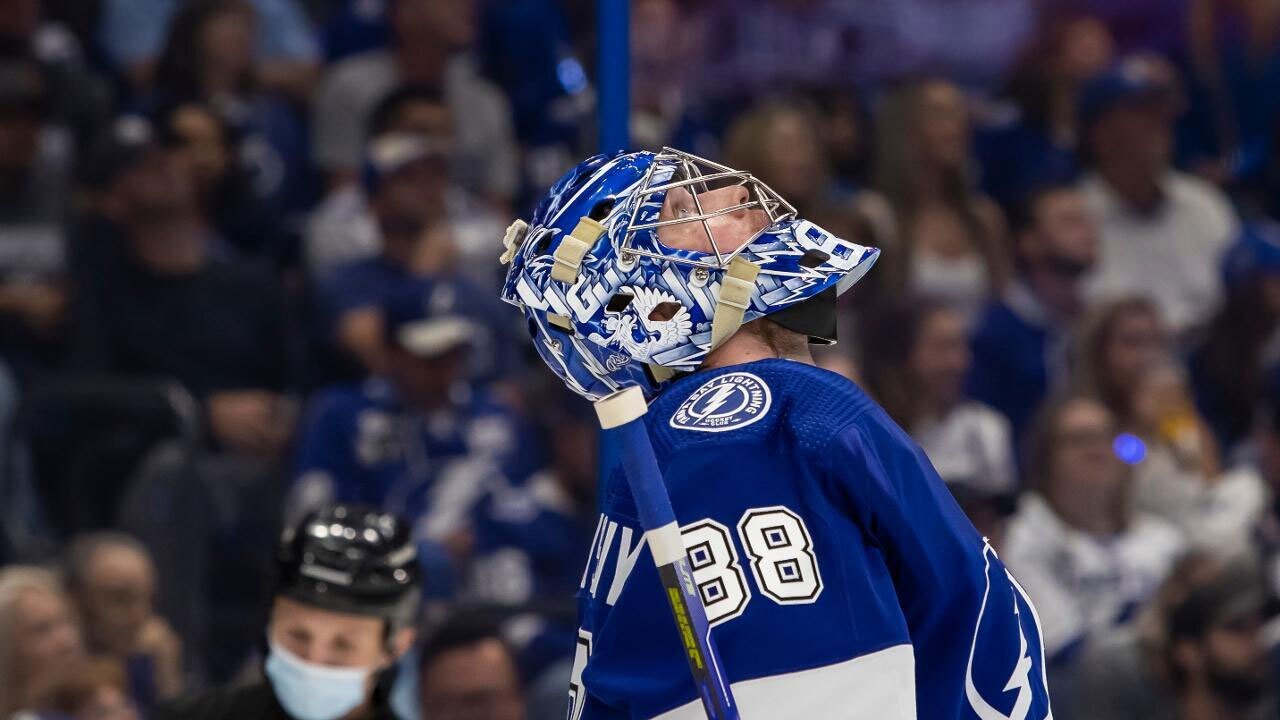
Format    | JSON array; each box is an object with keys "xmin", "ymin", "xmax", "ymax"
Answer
[
  {"xmin": 968, "ymin": 182, "xmax": 1100, "ymax": 443},
  {"xmin": 153, "ymin": 504, "xmax": 422, "ymax": 720}
]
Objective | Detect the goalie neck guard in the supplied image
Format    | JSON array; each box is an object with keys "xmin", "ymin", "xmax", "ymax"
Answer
[{"xmin": 500, "ymin": 148, "xmax": 879, "ymax": 401}]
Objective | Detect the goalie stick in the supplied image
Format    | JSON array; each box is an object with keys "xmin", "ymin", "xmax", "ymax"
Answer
[{"xmin": 594, "ymin": 386, "xmax": 740, "ymax": 720}]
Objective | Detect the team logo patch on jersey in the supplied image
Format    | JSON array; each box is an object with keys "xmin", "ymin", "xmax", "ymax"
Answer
[{"xmin": 670, "ymin": 372, "xmax": 772, "ymax": 433}]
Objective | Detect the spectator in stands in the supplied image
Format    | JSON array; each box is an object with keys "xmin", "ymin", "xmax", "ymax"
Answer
[
  {"xmin": 156, "ymin": 102, "xmax": 287, "ymax": 262},
  {"xmin": 1003, "ymin": 395, "xmax": 1185, "ymax": 663},
  {"xmin": 312, "ymin": 0, "xmax": 518, "ymax": 204},
  {"xmin": 416, "ymin": 614, "xmax": 525, "ymax": 720},
  {"xmin": 22, "ymin": 657, "xmax": 140, "ymax": 720},
  {"xmin": 316, "ymin": 130, "xmax": 513, "ymax": 381},
  {"xmin": 1192, "ymin": 221, "xmax": 1280, "ymax": 451},
  {"xmin": 99, "ymin": 0, "xmax": 319, "ymax": 103},
  {"xmin": 1069, "ymin": 553, "xmax": 1272, "ymax": 720},
  {"xmin": 63, "ymin": 533, "xmax": 183, "ymax": 709},
  {"xmin": 315, "ymin": 87, "xmax": 504, "ymax": 289},
  {"xmin": 416, "ymin": 392, "xmax": 595, "ymax": 681},
  {"xmin": 855, "ymin": 78, "xmax": 1009, "ymax": 325},
  {"xmin": 307, "ymin": 85, "xmax": 456, "ymax": 279},
  {"xmin": 977, "ymin": 14, "xmax": 1113, "ymax": 209},
  {"xmin": 1160, "ymin": 559, "xmax": 1275, "ymax": 720},
  {"xmin": 968, "ymin": 183, "xmax": 1098, "ymax": 441},
  {"xmin": 318, "ymin": 132, "xmax": 456, "ymax": 373},
  {"xmin": 723, "ymin": 98, "xmax": 862, "ymax": 241},
  {"xmin": 71, "ymin": 116, "xmax": 293, "ymax": 460},
  {"xmin": 1077, "ymin": 297, "xmax": 1167, "ymax": 423},
  {"xmin": 859, "ymin": 297, "xmax": 1016, "ymax": 545},
  {"xmin": 0, "ymin": 58, "xmax": 73, "ymax": 379},
  {"xmin": 290, "ymin": 277, "xmax": 526, "ymax": 547},
  {"xmin": 1074, "ymin": 298, "xmax": 1227, "ymax": 535},
  {"xmin": 151, "ymin": 0, "xmax": 314, "ymax": 213},
  {"xmin": 1077, "ymin": 54, "xmax": 1238, "ymax": 337},
  {"xmin": 0, "ymin": 566, "xmax": 86, "ymax": 717}
]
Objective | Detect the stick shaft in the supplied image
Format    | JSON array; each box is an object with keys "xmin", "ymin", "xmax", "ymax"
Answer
[{"xmin": 597, "ymin": 388, "xmax": 739, "ymax": 720}]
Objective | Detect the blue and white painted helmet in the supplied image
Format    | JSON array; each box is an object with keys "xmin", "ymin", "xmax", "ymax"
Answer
[{"xmin": 500, "ymin": 148, "xmax": 879, "ymax": 401}]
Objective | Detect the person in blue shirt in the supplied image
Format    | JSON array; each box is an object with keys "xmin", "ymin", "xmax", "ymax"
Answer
[
  {"xmin": 316, "ymin": 131, "xmax": 519, "ymax": 384},
  {"xmin": 289, "ymin": 279, "xmax": 528, "ymax": 542},
  {"xmin": 419, "ymin": 392, "xmax": 598, "ymax": 683},
  {"xmin": 968, "ymin": 182, "xmax": 1100, "ymax": 445},
  {"xmin": 500, "ymin": 149, "xmax": 1052, "ymax": 718}
]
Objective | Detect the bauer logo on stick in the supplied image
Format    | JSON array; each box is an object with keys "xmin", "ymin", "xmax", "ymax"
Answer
[{"xmin": 670, "ymin": 372, "xmax": 772, "ymax": 433}]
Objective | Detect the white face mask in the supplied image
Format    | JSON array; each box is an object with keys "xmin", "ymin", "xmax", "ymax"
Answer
[{"xmin": 265, "ymin": 639, "xmax": 377, "ymax": 720}]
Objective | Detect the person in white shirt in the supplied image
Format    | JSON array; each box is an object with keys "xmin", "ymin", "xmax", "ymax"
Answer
[
  {"xmin": 1004, "ymin": 394, "xmax": 1185, "ymax": 661},
  {"xmin": 1077, "ymin": 54, "xmax": 1238, "ymax": 337}
]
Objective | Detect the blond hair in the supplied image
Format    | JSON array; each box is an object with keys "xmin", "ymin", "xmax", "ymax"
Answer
[{"xmin": 0, "ymin": 566, "xmax": 70, "ymax": 716}]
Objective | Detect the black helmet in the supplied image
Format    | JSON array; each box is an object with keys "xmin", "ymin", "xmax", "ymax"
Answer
[{"xmin": 276, "ymin": 505, "xmax": 422, "ymax": 631}]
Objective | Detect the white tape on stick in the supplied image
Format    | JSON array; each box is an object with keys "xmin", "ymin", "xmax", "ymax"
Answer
[{"xmin": 594, "ymin": 385, "xmax": 649, "ymax": 429}]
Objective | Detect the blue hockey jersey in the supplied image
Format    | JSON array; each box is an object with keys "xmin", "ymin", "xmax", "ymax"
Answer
[
  {"xmin": 289, "ymin": 378, "xmax": 533, "ymax": 528},
  {"xmin": 423, "ymin": 461, "xmax": 596, "ymax": 677},
  {"xmin": 571, "ymin": 359, "xmax": 1051, "ymax": 719}
]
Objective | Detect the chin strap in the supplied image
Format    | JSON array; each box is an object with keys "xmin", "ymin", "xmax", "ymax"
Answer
[
  {"xmin": 647, "ymin": 363, "xmax": 678, "ymax": 383},
  {"xmin": 709, "ymin": 256, "xmax": 760, "ymax": 352}
]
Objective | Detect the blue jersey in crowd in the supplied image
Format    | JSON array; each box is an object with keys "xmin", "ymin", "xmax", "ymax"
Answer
[
  {"xmin": 421, "ymin": 458, "xmax": 595, "ymax": 605},
  {"xmin": 289, "ymin": 378, "xmax": 527, "ymax": 528},
  {"xmin": 571, "ymin": 359, "xmax": 1051, "ymax": 719},
  {"xmin": 469, "ymin": 470, "xmax": 595, "ymax": 607},
  {"xmin": 424, "ymin": 459, "xmax": 597, "ymax": 675}
]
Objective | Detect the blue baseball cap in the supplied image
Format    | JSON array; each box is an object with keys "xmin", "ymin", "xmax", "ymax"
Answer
[
  {"xmin": 383, "ymin": 278, "xmax": 476, "ymax": 358},
  {"xmin": 1078, "ymin": 55, "xmax": 1178, "ymax": 130}
]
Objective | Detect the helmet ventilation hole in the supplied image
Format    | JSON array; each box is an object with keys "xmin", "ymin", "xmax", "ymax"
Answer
[
  {"xmin": 605, "ymin": 291, "xmax": 635, "ymax": 314},
  {"xmin": 648, "ymin": 302, "xmax": 682, "ymax": 323},
  {"xmin": 799, "ymin": 249, "xmax": 831, "ymax": 268}
]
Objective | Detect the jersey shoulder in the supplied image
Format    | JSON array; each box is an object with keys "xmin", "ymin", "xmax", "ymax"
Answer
[{"xmin": 648, "ymin": 358, "xmax": 879, "ymax": 457}]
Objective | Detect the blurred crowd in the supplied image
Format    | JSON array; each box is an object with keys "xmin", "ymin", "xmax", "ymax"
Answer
[{"xmin": 0, "ymin": 0, "xmax": 1279, "ymax": 718}]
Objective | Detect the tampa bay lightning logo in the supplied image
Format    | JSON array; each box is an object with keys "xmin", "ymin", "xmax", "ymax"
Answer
[
  {"xmin": 965, "ymin": 540, "xmax": 1051, "ymax": 720},
  {"xmin": 669, "ymin": 372, "xmax": 772, "ymax": 433}
]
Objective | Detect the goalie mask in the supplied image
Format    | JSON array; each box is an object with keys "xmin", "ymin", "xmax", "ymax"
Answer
[{"xmin": 500, "ymin": 148, "xmax": 879, "ymax": 401}]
